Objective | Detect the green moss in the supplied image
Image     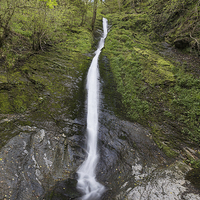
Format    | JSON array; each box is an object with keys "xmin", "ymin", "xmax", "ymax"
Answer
[
  {"xmin": 132, "ymin": 48, "xmax": 175, "ymax": 85},
  {"xmin": 143, "ymin": 66, "xmax": 174, "ymax": 85},
  {"xmin": 103, "ymin": 6, "xmax": 200, "ymax": 158},
  {"xmin": 0, "ymin": 75, "xmax": 7, "ymax": 83},
  {"xmin": 0, "ymin": 93, "xmax": 11, "ymax": 113},
  {"xmin": 13, "ymin": 94, "xmax": 28, "ymax": 113},
  {"xmin": 186, "ymin": 168, "xmax": 200, "ymax": 190},
  {"xmin": 190, "ymin": 159, "xmax": 200, "ymax": 169},
  {"xmin": 162, "ymin": 146, "xmax": 178, "ymax": 158},
  {"xmin": 17, "ymin": 120, "xmax": 32, "ymax": 126},
  {"xmin": 151, "ymin": 124, "xmax": 178, "ymax": 158}
]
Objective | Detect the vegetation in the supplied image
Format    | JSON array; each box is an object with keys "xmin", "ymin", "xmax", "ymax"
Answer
[
  {"xmin": 101, "ymin": 0, "xmax": 200, "ymax": 161},
  {"xmin": 1, "ymin": 0, "xmax": 200, "ymax": 170},
  {"xmin": 0, "ymin": 0, "xmax": 103, "ymax": 109},
  {"xmin": 0, "ymin": 0, "xmax": 106, "ymax": 149}
]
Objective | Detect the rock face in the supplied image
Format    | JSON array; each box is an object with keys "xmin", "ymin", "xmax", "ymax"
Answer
[
  {"xmin": 97, "ymin": 111, "xmax": 200, "ymax": 200},
  {"xmin": 0, "ymin": 122, "xmax": 84, "ymax": 199},
  {"xmin": 0, "ymin": 107, "xmax": 200, "ymax": 200},
  {"xmin": 0, "ymin": 39, "xmax": 200, "ymax": 200},
  {"xmin": 126, "ymin": 162, "xmax": 200, "ymax": 200}
]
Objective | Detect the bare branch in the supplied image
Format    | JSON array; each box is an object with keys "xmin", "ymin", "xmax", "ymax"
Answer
[{"xmin": 190, "ymin": 32, "xmax": 200, "ymax": 51}]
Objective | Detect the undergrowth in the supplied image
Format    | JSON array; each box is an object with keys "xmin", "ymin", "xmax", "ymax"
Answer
[{"xmin": 103, "ymin": 11, "xmax": 200, "ymax": 158}]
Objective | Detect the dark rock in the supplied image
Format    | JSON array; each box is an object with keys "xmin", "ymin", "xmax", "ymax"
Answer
[
  {"xmin": 44, "ymin": 178, "xmax": 82, "ymax": 200},
  {"xmin": 0, "ymin": 125, "xmax": 84, "ymax": 200},
  {"xmin": 186, "ymin": 168, "xmax": 200, "ymax": 190},
  {"xmin": 0, "ymin": 110, "xmax": 200, "ymax": 200},
  {"xmin": 0, "ymin": 83, "xmax": 16, "ymax": 90},
  {"xmin": 174, "ymin": 38, "xmax": 190, "ymax": 49}
]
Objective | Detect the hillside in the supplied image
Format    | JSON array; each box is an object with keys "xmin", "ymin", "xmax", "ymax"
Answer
[
  {"xmin": 102, "ymin": 0, "xmax": 200, "ymax": 170},
  {"xmin": 0, "ymin": 0, "xmax": 200, "ymax": 198}
]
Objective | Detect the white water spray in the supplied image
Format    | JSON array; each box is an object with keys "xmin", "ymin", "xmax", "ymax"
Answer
[{"xmin": 77, "ymin": 18, "xmax": 108, "ymax": 200}]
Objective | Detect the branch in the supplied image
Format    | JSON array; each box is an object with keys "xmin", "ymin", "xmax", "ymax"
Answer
[
  {"xmin": 190, "ymin": 32, "xmax": 200, "ymax": 51},
  {"xmin": 39, "ymin": 30, "xmax": 46, "ymax": 51}
]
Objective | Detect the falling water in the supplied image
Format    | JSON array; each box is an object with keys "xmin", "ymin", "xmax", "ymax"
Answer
[{"xmin": 77, "ymin": 18, "xmax": 108, "ymax": 200}]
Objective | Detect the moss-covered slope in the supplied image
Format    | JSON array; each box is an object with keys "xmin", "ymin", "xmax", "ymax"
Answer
[
  {"xmin": 149, "ymin": 0, "xmax": 200, "ymax": 53},
  {"xmin": 102, "ymin": 1, "xmax": 200, "ymax": 162}
]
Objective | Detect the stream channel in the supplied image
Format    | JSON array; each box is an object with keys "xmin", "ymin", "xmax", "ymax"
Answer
[{"xmin": 0, "ymin": 18, "xmax": 200, "ymax": 200}]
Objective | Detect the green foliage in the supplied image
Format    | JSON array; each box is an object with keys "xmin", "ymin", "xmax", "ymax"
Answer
[
  {"xmin": 0, "ymin": 0, "xmax": 93, "ymax": 117},
  {"xmin": 104, "ymin": 7, "xmax": 200, "ymax": 156},
  {"xmin": 133, "ymin": 47, "xmax": 175, "ymax": 85},
  {"xmin": 186, "ymin": 159, "xmax": 200, "ymax": 169},
  {"xmin": 0, "ymin": 0, "xmax": 19, "ymax": 47},
  {"xmin": 151, "ymin": 124, "xmax": 178, "ymax": 158},
  {"xmin": 0, "ymin": 0, "xmax": 93, "ymax": 53},
  {"xmin": 40, "ymin": 0, "xmax": 58, "ymax": 9},
  {"xmin": 148, "ymin": 0, "xmax": 200, "ymax": 52},
  {"xmin": 0, "ymin": 93, "xmax": 11, "ymax": 113}
]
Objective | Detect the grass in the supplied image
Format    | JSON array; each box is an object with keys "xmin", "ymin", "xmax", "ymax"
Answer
[{"xmin": 103, "ymin": 10, "xmax": 200, "ymax": 158}]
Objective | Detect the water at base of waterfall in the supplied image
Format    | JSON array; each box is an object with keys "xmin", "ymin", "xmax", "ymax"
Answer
[{"xmin": 76, "ymin": 18, "xmax": 108, "ymax": 200}]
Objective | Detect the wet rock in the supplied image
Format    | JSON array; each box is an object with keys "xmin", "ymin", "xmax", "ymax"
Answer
[
  {"xmin": 97, "ymin": 111, "xmax": 167, "ymax": 199},
  {"xmin": 44, "ymin": 178, "xmax": 82, "ymax": 200},
  {"xmin": 0, "ymin": 110, "xmax": 199, "ymax": 200},
  {"xmin": 0, "ymin": 125, "xmax": 84, "ymax": 200},
  {"xmin": 95, "ymin": 108, "xmax": 200, "ymax": 199}
]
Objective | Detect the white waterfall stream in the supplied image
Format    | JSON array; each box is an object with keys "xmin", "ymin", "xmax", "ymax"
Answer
[{"xmin": 77, "ymin": 18, "xmax": 108, "ymax": 200}]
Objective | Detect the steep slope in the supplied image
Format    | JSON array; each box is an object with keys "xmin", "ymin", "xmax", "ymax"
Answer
[
  {"xmin": 102, "ymin": 0, "xmax": 200, "ymax": 169},
  {"xmin": 150, "ymin": 0, "xmax": 200, "ymax": 53}
]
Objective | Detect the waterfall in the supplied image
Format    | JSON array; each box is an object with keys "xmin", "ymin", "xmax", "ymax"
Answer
[{"xmin": 77, "ymin": 18, "xmax": 108, "ymax": 200}]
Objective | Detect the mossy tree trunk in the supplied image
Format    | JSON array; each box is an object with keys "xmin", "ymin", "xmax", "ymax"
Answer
[
  {"xmin": 0, "ymin": 0, "xmax": 16, "ymax": 48},
  {"xmin": 91, "ymin": 0, "xmax": 98, "ymax": 31}
]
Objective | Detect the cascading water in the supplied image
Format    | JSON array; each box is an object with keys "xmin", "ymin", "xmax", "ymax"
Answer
[{"xmin": 77, "ymin": 18, "xmax": 108, "ymax": 200}]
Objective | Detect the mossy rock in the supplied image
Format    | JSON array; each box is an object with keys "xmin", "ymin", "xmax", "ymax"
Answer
[{"xmin": 186, "ymin": 168, "xmax": 200, "ymax": 190}]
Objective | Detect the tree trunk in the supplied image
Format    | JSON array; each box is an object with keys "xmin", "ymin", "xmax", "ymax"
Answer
[{"xmin": 91, "ymin": 0, "xmax": 98, "ymax": 31}]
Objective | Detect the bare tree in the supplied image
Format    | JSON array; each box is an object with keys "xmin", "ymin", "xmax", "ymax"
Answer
[{"xmin": 0, "ymin": 0, "xmax": 18, "ymax": 48}]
